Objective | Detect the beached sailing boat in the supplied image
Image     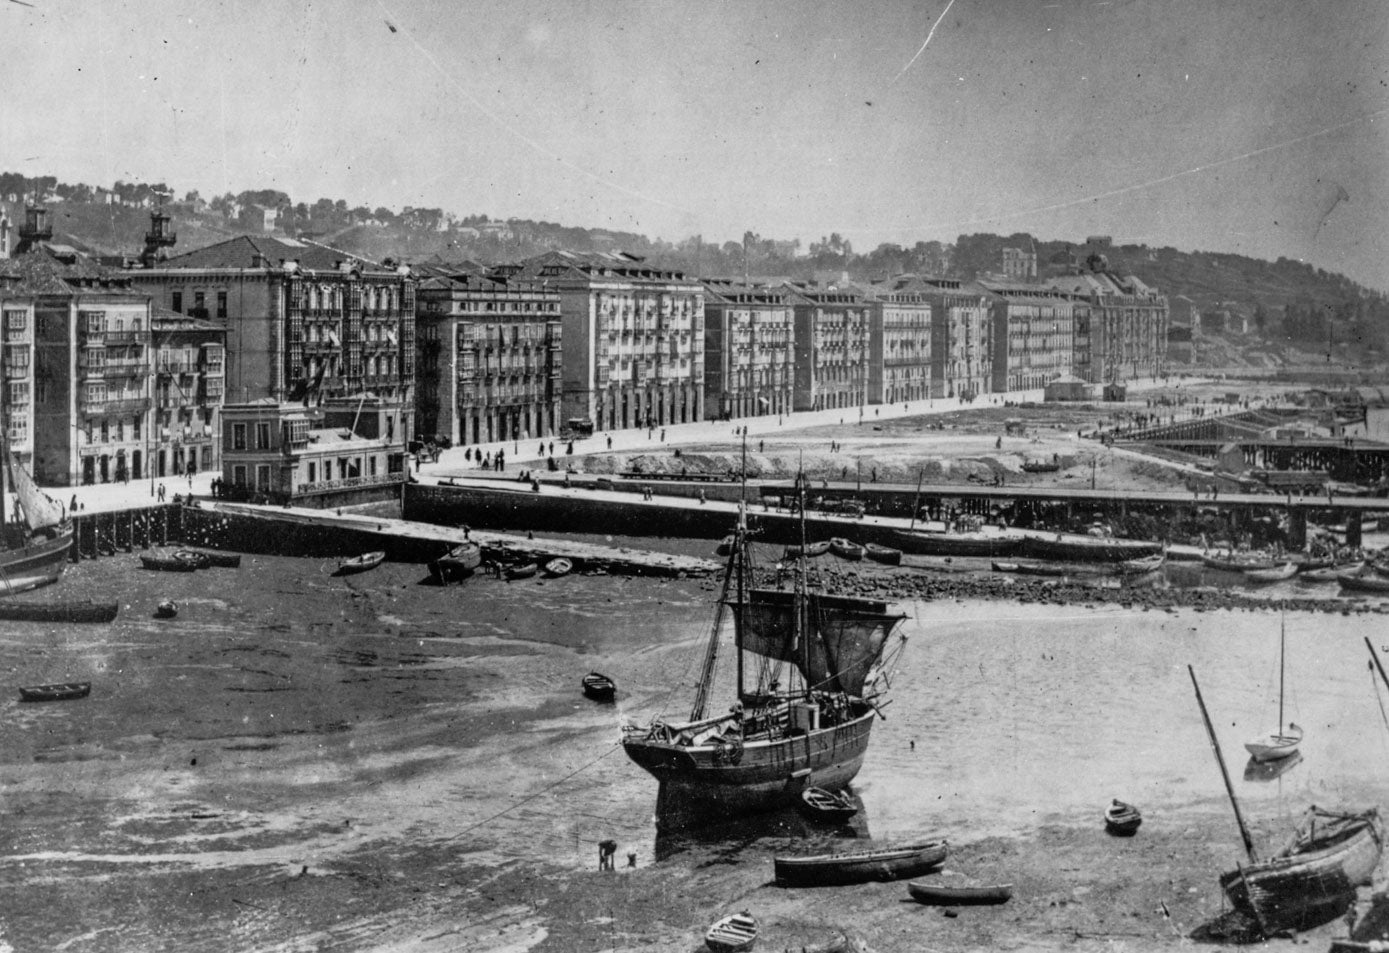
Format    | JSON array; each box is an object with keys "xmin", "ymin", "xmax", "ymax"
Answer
[
  {"xmin": 622, "ymin": 472, "xmax": 909, "ymax": 825},
  {"xmin": 1244, "ymin": 616, "xmax": 1302, "ymax": 763},
  {"xmin": 0, "ymin": 434, "xmax": 73, "ymax": 594}
]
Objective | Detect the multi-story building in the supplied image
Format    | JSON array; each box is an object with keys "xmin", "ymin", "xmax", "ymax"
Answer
[
  {"xmin": 700, "ymin": 280, "xmax": 794, "ymax": 420},
  {"xmin": 979, "ymin": 280, "xmax": 1076, "ymax": 393},
  {"xmin": 125, "ymin": 232, "xmax": 416, "ymax": 446},
  {"xmin": 501, "ymin": 251, "xmax": 703, "ymax": 430},
  {"xmin": 861, "ymin": 282, "xmax": 931, "ymax": 405},
  {"xmin": 414, "ymin": 269, "xmax": 562, "ymax": 446},
  {"xmin": 1001, "ymin": 245, "xmax": 1037, "ymax": 280},
  {"xmin": 1045, "ymin": 262, "xmax": 1169, "ymax": 382},
  {"xmin": 784, "ymin": 283, "xmax": 870, "ymax": 413},
  {"xmin": 0, "ymin": 207, "xmax": 154, "ymax": 487},
  {"xmin": 865, "ymin": 276, "xmax": 992, "ymax": 402},
  {"xmin": 151, "ymin": 310, "xmax": 227, "ymax": 479},
  {"xmin": 219, "ymin": 394, "xmax": 409, "ymax": 505}
]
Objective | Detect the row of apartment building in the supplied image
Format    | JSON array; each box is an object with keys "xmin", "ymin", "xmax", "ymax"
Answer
[{"xmin": 0, "ymin": 206, "xmax": 1167, "ymax": 501}]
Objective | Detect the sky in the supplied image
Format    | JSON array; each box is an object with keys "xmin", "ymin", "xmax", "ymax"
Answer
[{"xmin": 1, "ymin": 0, "xmax": 1386, "ymax": 290}]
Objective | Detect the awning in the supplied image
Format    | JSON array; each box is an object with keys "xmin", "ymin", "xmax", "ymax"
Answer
[{"xmin": 758, "ymin": 397, "xmax": 770, "ymax": 407}]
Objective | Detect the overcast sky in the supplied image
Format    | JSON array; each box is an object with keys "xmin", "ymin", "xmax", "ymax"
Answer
[{"xmin": 1, "ymin": 0, "xmax": 1385, "ymax": 289}]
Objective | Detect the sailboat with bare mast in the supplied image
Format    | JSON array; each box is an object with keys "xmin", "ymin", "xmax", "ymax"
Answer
[
  {"xmin": 1244, "ymin": 615, "xmax": 1302, "ymax": 763},
  {"xmin": 0, "ymin": 431, "xmax": 73, "ymax": 594},
  {"xmin": 622, "ymin": 468, "xmax": 909, "ymax": 825}
]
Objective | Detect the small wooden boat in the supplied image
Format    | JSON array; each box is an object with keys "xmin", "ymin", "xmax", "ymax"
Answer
[
  {"xmin": 783, "ymin": 540, "xmax": 831, "ymax": 559},
  {"xmin": 774, "ymin": 840, "xmax": 948, "ymax": 887},
  {"xmin": 893, "ymin": 527, "xmax": 1020, "ymax": 557},
  {"xmin": 1300, "ymin": 562, "xmax": 1362, "ymax": 583},
  {"xmin": 582, "ymin": 671, "xmax": 616, "ymax": 701},
  {"xmin": 705, "ymin": 912, "xmax": 757, "ymax": 952},
  {"xmin": 907, "ymin": 881, "xmax": 1013, "ymax": 905},
  {"xmin": 799, "ymin": 786, "xmax": 858, "ymax": 823},
  {"xmin": 0, "ymin": 600, "xmax": 118, "ymax": 623},
  {"xmin": 542, "ymin": 557, "xmax": 574, "ymax": 578},
  {"xmin": 1245, "ymin": 617, "xmax": 1302, "ymax": 763},
  {"xmin": 503, "ymin": 562, "xmax": 539, "ymax": 581},
  {"xmin": 183, "ymin": 548, "xmax": 242, "ymax": 568},
  {"xmin": 336, "ymin": 551, "xmax": 386, "ymax": 576},
  {"xmin": 18, "ymin": 681, "xmax": 91, "ymax": 703},
  {"xmin": 1021, "ymin": 459, "xmax": 1060, "ymax": 473},
  {"xmin": 1019, "ymin": 530, "xmax": 1162, "ymax": 563},
  {"xmin": 1339, "ymin": 567, "xmax": 1389, "ymax": 593},
  {"xmin": 1119, "ymin": 552, "xmax": 1167, "ymax": 576},
  {"xmin": 1104, "ymin": 799, "xmax": 1143, "ymax": 835},
  {"xmin": 1201, "ymin": 550, "xmax": 1277, "ymax": 572},
  {"xmin": 829, "ymin": 538, "xmax": 864, "ymax": 561},
  {"xmin": 1244, "ymin": 562, "xmax": 1297, "ymax": 583},
  {"xmin": 431, "ymin": 541, "xmax": 482, "ymax": 582},
  {"xmin": 140, "ymin": 550, "xmax": 200, "ymax": 572},
  {"xmin": 154, "ymin": 600, "xmax": 178, "ymax": 619},
  {"xmin": 864, "ymin": 542, "xmax": 902, "ymax": 565},
  {"xmin": 174, "ymin": 549, "xmax": 212, "ymax": 569}
]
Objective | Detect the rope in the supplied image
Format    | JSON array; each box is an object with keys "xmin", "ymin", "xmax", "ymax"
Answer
[
  {"xmin": 1372, "ymin": 661, "xmax": 1389, "ymax": 735},
  {"xmin": 449, "ymin": 742, "xmax": 623, "ymax": 842}
]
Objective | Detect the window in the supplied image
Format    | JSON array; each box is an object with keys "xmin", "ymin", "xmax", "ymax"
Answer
[
  {"xmin": 194, "ymin": 292, "xmax": 205, "ymax": 314},
  {"xmin": 232, "ymin": 423, "xmax": 247, "ymax": 451},
  {"xmin": 256, "ymin": 422, "xmax": 271, "ymax": 450},
  {"xmin": 133, "ymin": 417, "xmax": 141, "ymax": 440},
  {"xmin": 172, "ymin": 291, "xmax": 183, "ymax": 313},
  {"xmin": 307, "ymin": 462, "xmax": 316, "ymax": 483},
  {"xmin": 216, "ymin": 291, "xmax": 227, "ymax": 319},
  {"xmin": 100, "ymin": 420, "xmax": 109, "ymax": 442},
  {"xmin": 255, "ymin": 464, "xmax": 270, "ymax": 489},
  {"xmin": 233, "ymin": 465, "xmax": 247, "ymax": 486}
]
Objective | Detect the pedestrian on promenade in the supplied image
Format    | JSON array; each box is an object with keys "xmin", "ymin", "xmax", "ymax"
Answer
[
  {"xmin": 70, "ymin": 494, "xmax": 77, "ymax": 512},
  {"xmin": 158, "ymin": 483, "xmax": 166, "ymax": 502},
  {"xmin": 607, "ymin": 435, "xmax": 612, "ymax": 449},
  {"xmin": 598, "ymin": 839, "xmax": 617, "ymax": 871},
  {"xmin": 660, "ymin": 428, "xmax": 666, "ymax": 442}
]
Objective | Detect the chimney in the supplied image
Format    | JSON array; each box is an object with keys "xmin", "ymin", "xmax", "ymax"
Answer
[{"xmin": 141, "ymin": 207, "xmax": 177, "ymax": 267}]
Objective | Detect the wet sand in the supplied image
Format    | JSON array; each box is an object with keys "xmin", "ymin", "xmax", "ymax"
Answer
[{"xmin": 2, "ymin": 540, "xmax": 1387, "ymax": 951}]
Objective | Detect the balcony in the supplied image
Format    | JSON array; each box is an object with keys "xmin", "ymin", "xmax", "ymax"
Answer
[{"xmin": 105, "ymin": 330, "xmax": 150, "ymax": 344}]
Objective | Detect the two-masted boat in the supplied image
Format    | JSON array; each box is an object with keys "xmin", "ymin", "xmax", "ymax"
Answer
[
  {"xmin": 622, "ymin": 479, "xmax": 909, "ymax": 826},
  {"xmin": 0, "ymin": 437, "xmax": 73, "ymax": 594}
]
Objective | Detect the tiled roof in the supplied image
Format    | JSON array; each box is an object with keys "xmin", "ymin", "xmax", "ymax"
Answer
[{"xmin": 159, "ymin": 235, "xmax": 385, "ymax": 272}]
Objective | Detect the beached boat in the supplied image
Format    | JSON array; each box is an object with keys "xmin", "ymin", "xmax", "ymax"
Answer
[
  {"xmin": 1191, "ymin": 666, "xmax": 1382, "ymax": 936},
  {"xmin": 798, "ymin": 786, "xmax": 858, "ymax": 823},
  {"xmin": 503, "ymin": 562, "xmax": 539, "ymax": 581},
  {"xmin": 542, "ymin": 557, "xmax": 574, "ymax": 578},
  {"xmin": 1018, "ymin": 530, "xmax": 1162, "ymax": 563},
  {"xmin": 183, "ymin": 548, "xmax": 242, "ymax": 568},
  {"xmin": 0, "ymin": 436, "xmax": 74, "ymax": 594},
  {"xmin": 907, "ymin": 881, "xmax": 1013, "ymax": 905},
  {"xmin": 1300, "ymin": 562, "xmax": 1362, "ymax": 583},
  {"xmin": 891, "ymin": 527, "xmax": 1020, "ymax": 558},
  {"xmin": 863, "ymin": 542, "xmax": 902, "ymax": 566},
  {"xmin": 774, "ymin": 840, "xmax": 948, "ymax": 887},
  {"xmin": 0, "ymin": 600, "xmax": 118, "ymax": 623},
  {"xmin": 1244, "ymin": 617, "xmax": 1303, "ymax": 763},
  {"xmin": 336, "ymin": 551, "xmax": 386, "ymax": 576},
  {"xmin": 154, "ymin": 600, "xmax": 178, "ymax": 619},
  {"xmin": 992, "ymin": 559, "xmax": 1108, "ymax": 578},
  {"xmin": 18, "ymin": 681, "xmax": 91, "ymax": 703},
  {"xmin": 1201, "ymin": 550, "xmax": 1278, "ymax": 572},
  {"xmin": 782, "ymin": 539, "xmax": 831, "ymax": 559},
  {"xmin": 140, "ymin": 549, "xmax": 200, "ymax": 572},
  {"xmin": 1245, "ymin": 563, "xmax": 1297, "ymax": 583},
  {"xmin": 1104, "ymin": 799, "xmax": 1143, "ymax": 835},
  {"xmin": 1339, "ymin": 567, "xmax": 1389, "ymax": 594},
  {"xmin": 1021, "ymin": 459, "xmax": 1060, "ymax": 473},
  {"xmin": 582, "ymin": 671, "xmax": 616, "ymax": 701},
  {"xmin": 623, "ymin": 476, "xmax": 909, "ymax": 827},
  {"xmin": 430, "ymin": 541, "xmax": 481, "ymax": 582},
  {"xmin": 829, "ymin": 538, "xmax": 864, "ymax": 561},
  {"xmin": 705, "ymin": 912, "xmax": 757, "ymax": 952}
]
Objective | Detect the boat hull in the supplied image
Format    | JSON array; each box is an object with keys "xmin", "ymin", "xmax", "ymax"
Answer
[
  {"xmin": 775, "ymin": 841, "xmax": 948, "ymax": 887},
  {"xmin": 0, "ymin": 528, "xmax": 73, "ymax": 594},
  {"xmin": 1019, "ymin": 533, "xmax": 1162, "ymax": 562},
  {"xmin": 626, "ymin": 709, "xmax": 876, "ymax": 826},
  {"xmin": 0, "ymin": 599, "xmax": 117, "ymax": 623},
  {"xmin": 907, "ymin": 882, "xmax": 1012, "ymax": 905},
  {"xmin": 891, "ymin": 529, "xmax": 1019, "ymax": 557},
  {"xmin": 1244, "ymin": 730, "xmax": 1302, "ymax": 763}
]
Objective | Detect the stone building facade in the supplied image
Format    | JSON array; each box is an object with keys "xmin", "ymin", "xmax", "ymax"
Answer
[
  {"xmin": 980, "ymin": 281, "xmax": 1076, "ymax": 393},
  {"xmin": 861, "ymin": 281, "xmax": 933, "ymax": 405},
  {"xmin": 785, "ymin": 284, "xmax": 870, "ymax": 413},
  {"xmin": 151, "ymin": 310, "xmax": 226, "ymax": 479},
  {"xmin": 700, "ymin": 279, "xmax": 794, "ymax": 420},
  {"xmin": 1045, "ymin": 265, "xmax": 1168, "ymax": 383}
]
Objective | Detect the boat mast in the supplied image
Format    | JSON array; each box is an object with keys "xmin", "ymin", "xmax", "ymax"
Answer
[
  {"xmin": 1277, "ymin": 615, "xmax": 1286, "ymax": 731},
  {"xmin": 1366, "ymin": 637, "xmax": 1389, "ymax": 694},
  {"xmin": 909, "ymin": 467, "xmax": 923, "ymax": 530},
  {"xmin": 1188, "ymin": 665, "xmax": 1258, "ymax": 863},
  {"xmin": 735, "ymin": 431, "xmax": 747, "ymax": 704},
  {"xmin": 796, "ymin": 467, "xmax": 809, "ymax": 698}
]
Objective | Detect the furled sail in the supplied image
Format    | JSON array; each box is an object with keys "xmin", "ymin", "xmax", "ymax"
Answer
[
  {"xmin": 5, "ymin": 445, "xmax": 66, "ymax": 532},
  {"xmin": 735, "ymin": 589, "xmax": 905, "ymax": 696}
]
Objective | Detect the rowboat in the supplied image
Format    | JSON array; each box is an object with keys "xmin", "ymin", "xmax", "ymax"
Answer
[
  {"xmin": 863, "ymin": 542, "xmax": 902, "ymax": 565},
  {"xmin": 1244, "ymin": 563, "xmax": 1298, "ymax": 584},
  {"xmin": 782, "ymin": 540, "xmax": 831, "ymax": 559},
  {"xmin": 154, "ymin": 600, "xmax": 178, "ymax": 619},
  {"xmin": 1201, "ymin": 551, "xmax": 1277, "ymax": 572},
  {"xmin": 705, "ymin": 912, "xmax": 757, "ymax": 952},
  {"xmin": 18, "ymin": 681, "xmax": 91, "ymax": 703},
  {"xmin": 183, "ymin": 548, "xmax": 242, "ymax": 568},
  {"xmin": 891, "ymin": 527, "xmax": 1020, "ymax": 557},
  {"xmin": 907, "ymin": 881, "xmax": 1013, "ymax": 905},
  {"xmin": 140, "ymin": 550, "xmax": 200, "ymax": 572},
  {"xmin": 336, "ymin": 551, "xmax": 386, "ymax": 576},
  {"xmin": 1300, "ymin": 562, "xmax": 1361, "ymax": 583},
  {"xmin": 542, "ymin": 557, "xmax": 574, "ymax": 578},
  {"xmin": 0, "ymin": 600, "xmax": 118, "ymax": 623},
  {"xmin": 174, "ymin": 549, "xmax": 212, "ymax": 569},
  {"xmin": 1018, "ymin": 530, "xmax": 1162, "ymax": 562},
  {"xmin": 829, "ymin": 538, "xmax": 864, "ymax": 561},
  {"xmin": 1339, "ymin": 568, "xmax": 1389, "ymax": 593},
  {"xmin": 504, "ymin": 562, "xmax": 539, "ymax": 581},
  {"xmin": 431, "ymin": 541, "xmax": 481, "ymax": 582},
  {"xmin": 582, "ymin": 671, "xmax": 616, "ymax": 702},
  {"xmin": 798, "ymin": 786, "xmax": 858, "ymax": 823},
  {"xmin": 774, "ymin": 840, "xmax": 948, "ymax": 887},
  {"xmin": 1104, "ymin": 799, "xmax": 1143, "ymax": 835},
  {"xmin": 1219, "ymin": 807, "xmax": 1384, "ymax": 934}
]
